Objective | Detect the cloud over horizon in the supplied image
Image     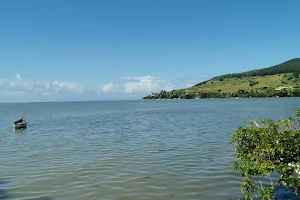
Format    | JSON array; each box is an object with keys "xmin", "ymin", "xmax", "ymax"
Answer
[
  {"xmin": 0, "ymin": 74, "xmax": 90, "ymax": 101},
  {"xmin": 99, "ymin": 82, "xmax": 116, "ymax": 93},
  {"xmin": 123, "ymin": 76, "xmax": 174, "ymax": 94},
  {"xmin": 0, "ymin": 74, "xmax": 200, "ymax": 102}
]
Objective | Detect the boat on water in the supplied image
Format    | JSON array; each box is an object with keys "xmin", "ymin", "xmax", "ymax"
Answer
[{"xmin": 13, "ymin": 118, "xmax": 27, "ymax": 129}]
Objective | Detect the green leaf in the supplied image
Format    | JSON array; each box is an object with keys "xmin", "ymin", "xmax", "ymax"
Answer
[{"xmin": 230, "ymin": 109, "xmax": 300, "ymax": 199}]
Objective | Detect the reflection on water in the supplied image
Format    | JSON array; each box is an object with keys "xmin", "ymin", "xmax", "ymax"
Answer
[
  {"xmin": 0, "ymin": 180, "xmax": 10, "ymax": 199},
  {"xmin": 0, "ymin": 98, "xmax": 299, "ymax": 200}
]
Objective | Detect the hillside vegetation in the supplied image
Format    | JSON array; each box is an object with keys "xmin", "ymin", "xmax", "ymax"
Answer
[
  {"xmin": 206, "ymin": 58, "xmax": 300, "ymax": 82},
  {"xmin": 143, "ymin": 58, "xmax": 300, "ymax": 99}
]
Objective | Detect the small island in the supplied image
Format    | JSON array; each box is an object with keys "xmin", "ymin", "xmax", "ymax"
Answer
[{"xmin": 143, "ymin": 58, "xmax": 300, "ymax": 99}]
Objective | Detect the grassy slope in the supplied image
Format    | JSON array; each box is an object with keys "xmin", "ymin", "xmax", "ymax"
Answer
[
  {"xmin": 183, "ymin": 73, "xmax": 298, "ymax": 94},
  {"xmin": 143, "ymin": 58, "xmax": 300, "ymax": 98}
]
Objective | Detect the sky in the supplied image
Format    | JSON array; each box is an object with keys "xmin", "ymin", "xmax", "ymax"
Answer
[{"xmin": 1, "ymin": 0, "xmax": 300, "ymax": 102}]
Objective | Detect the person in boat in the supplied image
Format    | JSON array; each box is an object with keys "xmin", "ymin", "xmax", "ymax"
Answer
[{"xmin": 15, "ymin": 118, "xmax": 24, "ymax": 123}]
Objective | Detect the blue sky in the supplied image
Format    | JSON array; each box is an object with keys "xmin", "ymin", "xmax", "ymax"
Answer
[{"xmin": 1, "ymin": 0, "xmax": 300, "ymax": 102}]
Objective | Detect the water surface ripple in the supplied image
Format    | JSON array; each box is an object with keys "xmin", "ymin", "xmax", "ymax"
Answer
[{"xmin": 0, "ymin": 98, "xmax": 298, "ymax": 199}]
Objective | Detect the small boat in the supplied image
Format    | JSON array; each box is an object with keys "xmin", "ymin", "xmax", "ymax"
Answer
[{"xmin": 13, "ymin": 118, "xmax": 27, "ymax": 129}]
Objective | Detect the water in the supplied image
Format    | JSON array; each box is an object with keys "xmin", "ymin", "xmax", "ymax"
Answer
[{"xmin": 0, "ymin": 98, "xmax": 299, "ymax": 200}]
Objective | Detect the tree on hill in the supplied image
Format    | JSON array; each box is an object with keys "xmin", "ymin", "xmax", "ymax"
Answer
[{"xmin": 194, "ymin": 58, "xmax": 300, "ymax": 85}]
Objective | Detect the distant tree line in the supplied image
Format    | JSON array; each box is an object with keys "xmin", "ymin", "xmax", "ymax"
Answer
[{"xmin": 142, "ymin": 88, "xmax": 300, "ymax": 100}]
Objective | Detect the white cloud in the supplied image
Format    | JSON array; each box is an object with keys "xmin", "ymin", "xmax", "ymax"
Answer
[
  {"xmin": 15, "ymin": 73, "xmax": 21, "ymax": 80},
  {"xmin": 123, "ymin": 75, "xmax": 173, "ymax": 94},
  {"xmin": 0, "ymin": 74, "xmax": 88, "ymax": 99},
  {"xmin": 0, "ymin": 73, "xmax": 204, "ymax": 102},
  {"xmin": 0, "ymin": 78, "xmax": 4, "ymax": 87},
  {"xmin": 9, "ymin": 73, "xmax": 22, "ymax": 87},
  {"xmin": 100, "ymin": 82, "xmax": 116, "ymax": 93},
  {"xmin": 123, "ymin": 76, "xmax": 154, "ymax": 93},
  {"xmin": 46, "ymin": 81, "xmax": 86, "ymax": 95}
]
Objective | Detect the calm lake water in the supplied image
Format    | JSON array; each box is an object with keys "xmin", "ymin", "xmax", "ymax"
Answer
[{"xmin": 0, "ymin": 98, "xmax": 299, "ymax": 200}]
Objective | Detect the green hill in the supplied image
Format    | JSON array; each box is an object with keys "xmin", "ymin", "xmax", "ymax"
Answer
[{"xmin": 143, "ymin": 58, "xmax": 300, "ymax": 99}]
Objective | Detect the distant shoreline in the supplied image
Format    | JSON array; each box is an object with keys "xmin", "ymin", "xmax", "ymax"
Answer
[
  {"xmin": 142, "ymin": 96, "xmax": 299, "ymax": 100},
  {"xmin": 143, "ymin": 58, "xmax": 300, "ymax": 100}
]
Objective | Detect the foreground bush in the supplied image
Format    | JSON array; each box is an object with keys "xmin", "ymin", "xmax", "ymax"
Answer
[{"xmin": 230, "ymin": 110, "xmax": 300, "ymax": 200}]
